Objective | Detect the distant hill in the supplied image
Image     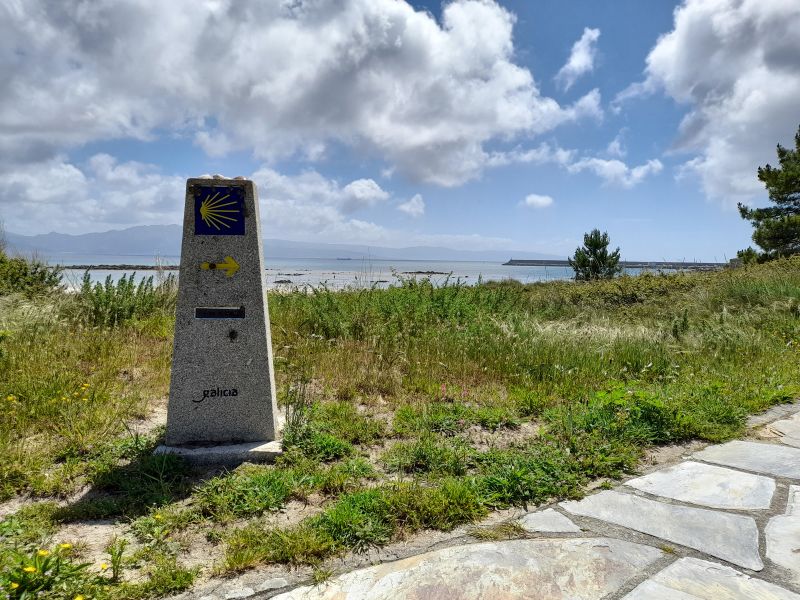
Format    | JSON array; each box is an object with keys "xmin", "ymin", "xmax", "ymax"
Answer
[{"xmin": 5, "ymin": 225, "xmax": 562, "ymax": 263}]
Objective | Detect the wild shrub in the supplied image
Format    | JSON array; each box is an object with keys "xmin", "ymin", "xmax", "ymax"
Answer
[
  {"xmin": 77, "ymin": 271, "xmax": 176, "ymax": 327},
  {"xmin": 0, "ymin": 251, "xmax": 62, "ymax": 297}
]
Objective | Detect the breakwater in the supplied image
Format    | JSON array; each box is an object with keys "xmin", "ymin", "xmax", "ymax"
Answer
[
  {"xmin": 504, "ymin": 259, "xmax": 725, "ymax": 271},
  {"xmin": 65, "ymin": 264, "xmax": 179, "ymax": 270}
]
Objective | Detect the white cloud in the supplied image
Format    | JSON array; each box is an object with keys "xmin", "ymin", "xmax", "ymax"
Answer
[
  {"xmin": 555, "ymin": 28, "xmax": 601, "ymax": 91},
  {"xmin": 487, "ymin": 138, "xmax": 660, "ymax": 188},
  {"xmin": 521, "ymin": 194, "xmax": 554, "ymax": 208},
  {"xmin": 0, "ymin": 0, "xmax": 603, "ymax": 188},
  {"xmin": 397, "ymin": 194, "xmax": 425, "ymax": 217},
  {"xmin": 251, "ymin": 167, "xmax": 518, "ymax": 248},
  {"xmin": 606, "ymin": 130, "xmax": 627, "ymax": 157},
  {"xmin": 252, "ymin": 167, "xmax": 390, "ymax": 228},
  {"xmin": 487, "ymin": 142, "xmax": 576, "ymax": 168},
  {"xmin": 0, "ymin": 155, "xmax": 524, "ymax": 251},
  {"xmin": 341, "ymin": 179, "xmax": 390, "ymax": 212},
  {"xmin": 0, "ymin": 155, "xmax": 184, "ymax": 234},
  {"xmin": 567, "ymin": 158, "xmax": 663, "ymax": 188},
  {"xmin": 615, "ymin": 0, "xmax": 800, "ymax": 204}
]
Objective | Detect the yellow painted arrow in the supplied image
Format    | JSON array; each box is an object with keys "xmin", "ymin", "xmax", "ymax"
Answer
[{"xmin": 200, "ymin": 256, "xmax": 240, "ymax": 277}]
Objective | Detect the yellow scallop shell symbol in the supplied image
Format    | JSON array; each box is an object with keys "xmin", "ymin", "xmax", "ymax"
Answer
[{"xmin": 199, "ymin": 191, "xmax": 240, "ymax": 230}]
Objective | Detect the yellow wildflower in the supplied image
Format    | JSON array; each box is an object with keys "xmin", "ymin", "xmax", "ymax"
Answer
[
  {"xmin": 37, "ymin": 549, "xmax": 50, "ymax": 557},
  {"xmin": 153, "ymin": 513, "xmax": 163, "ymax": 520},
  {"xmin": 59, "ymin": 543, "xmax": 72, "ymax": 550},
  {"xmin": 23, "ymin": 566, "xmax": 36, "ymax": 573},
  {"xmin": 75, "ymin": 596, "xmax": 85, "ymax": 600},
  {"xmin": 10, "ymin": 582, "xmax": 19, "ymax": 589},
  {"xmin": 61, "ymin": 396, "xmax": 68, "ymax": 401},
  {"xmin": 100, "ymin": 562, "xmax": 109, "ymax": 570}
]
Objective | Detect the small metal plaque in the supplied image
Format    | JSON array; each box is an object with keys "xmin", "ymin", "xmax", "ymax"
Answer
[
  {"xmin": 195, "ymin": 306, "xmax": 245, "ymax": 319},
  {"xmin": 194, "ymin": 186, "xmax": 245, "ymax": 236}
]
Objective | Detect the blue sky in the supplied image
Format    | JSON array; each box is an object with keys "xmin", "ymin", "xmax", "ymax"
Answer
[{"xmin": 2, "ymin": 0, "xmax": 799, "ymax": 260}]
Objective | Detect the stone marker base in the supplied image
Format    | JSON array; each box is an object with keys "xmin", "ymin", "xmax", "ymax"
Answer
[{"xmin": 155, "ymin": 440, "xmax": 282, "ymax": 466}]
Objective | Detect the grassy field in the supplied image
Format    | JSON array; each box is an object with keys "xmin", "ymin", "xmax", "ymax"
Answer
[{"xmin": 1, "ymin": 256, "xmax": 799, "ymax": 598}]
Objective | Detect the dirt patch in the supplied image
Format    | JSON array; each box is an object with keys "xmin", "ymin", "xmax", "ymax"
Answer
[
  {"xmin": 125, "ymin": 398, "xmax": 168, "ymax": 436},
  {"xmin": 464, "ymin": 421, "xmax": 541, "ymax": 452},
  {"xmin": 0, "ymin": 496, "xmax": 32, "ymax": 520},
  {"xmin": 172, "ymin": 527, "xmax": 227, "ymax": 576},
  {"xmin": 57, "ymin": 520, "xmax": 128, "ymax": 566},
  {"xmin": 636, "ymin": 440, "xmax": 707, "ymax": 475},
  {"xmin": 753, "ymin": 424, "xmax": 784, "ymax": 442}
]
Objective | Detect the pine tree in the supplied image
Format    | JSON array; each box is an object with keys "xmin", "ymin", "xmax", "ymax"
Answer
[
  {"xmin": 568, "ymin": 229, "xmax": 621, "ymax": 281},
  {"xmin": 738, "ymin": 125, "xmax": 800, "ymax": 260}
]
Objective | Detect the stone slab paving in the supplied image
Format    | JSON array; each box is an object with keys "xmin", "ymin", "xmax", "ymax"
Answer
[
  {"xmin": 270, "ymin": 538, "xmax": 662, "ymax": 600},
  {"xmin": 517, "ymin": 508, "xmax": 581, "ymax": 533},
  {"xmin": 693, "ymin": 440, "xmax": 800, "ymax": 479},
  {"xmin": 771, "ymin": 414, "xmax": 800, "ymax": 448},
  {"xmin": 767, "ymin": 485, "xmax": 800, "ymax": 584},
  {"xmin": 560, "ymin": 490, "xmax": 763, "ymax": 569},
  {"xmin": 624, "ymin": 460, "xmax": 776, "ymax": 509},
  {"xmin": 623, "ymin": 557, "xmax": 800, "ymax": 600},
  {"xmin": 170, "ymin": 402, "xmax": 800, "ymax": 599}
]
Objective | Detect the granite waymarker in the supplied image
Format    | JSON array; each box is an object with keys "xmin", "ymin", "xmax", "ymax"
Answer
[{"xmin": 165, "ymin": 177, "xmax": 278, "ymax": 446}]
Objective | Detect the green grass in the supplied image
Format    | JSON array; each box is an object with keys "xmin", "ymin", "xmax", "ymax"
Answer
[
  {"xmin": 2, "ymin": 254, "xmax": 800, "ymax": 594},
  {"xmin": 224, "ymin": 478, "xmax": 487, "ymax": 571},
  {"xmin": 382, "ymin": 433, "xmax": 474, "ymax": 476}
]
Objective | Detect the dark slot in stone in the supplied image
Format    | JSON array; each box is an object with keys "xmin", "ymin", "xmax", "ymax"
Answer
[{"xmin": 195, "ymin": 306, "xmax": 245, "ymax": 319}]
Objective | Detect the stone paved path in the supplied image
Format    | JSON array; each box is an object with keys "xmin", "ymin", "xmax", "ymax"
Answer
[{"xmin": 173, "ymin": 403, "xmax": 800, "ymax": 600}]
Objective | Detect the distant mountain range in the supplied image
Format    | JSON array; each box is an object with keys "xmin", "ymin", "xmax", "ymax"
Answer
[{"xmin": 5, "ymin": 225, "xmax": 562, "ymax": 263}]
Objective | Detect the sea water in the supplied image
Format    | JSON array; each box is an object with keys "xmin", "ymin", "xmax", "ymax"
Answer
[{"xmin": 49, "ymin": 254, "xmax": 584, "ymax": 290}]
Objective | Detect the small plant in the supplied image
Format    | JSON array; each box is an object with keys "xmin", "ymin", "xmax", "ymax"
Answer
[
  {"xmin": 312, "ymin": 566, "xmax": 334, "ymax": 584},
  {"xmin": 2, "ymin": 544, "xmax": 94, "ymax": 599},
  {"xmin": 106, "ymin": 536, "xmax": 128, "ymax": 582},
  {"xmin": 118, "ymin": 552, "xmax": 196, "ymax": 598},
  {"xmin": 282, "ymin": 379, "xmax": 314, "ymax": 450},
  {"xmin": 130, "ymin": 512, "xmax": 173, "ymax": 547}
]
